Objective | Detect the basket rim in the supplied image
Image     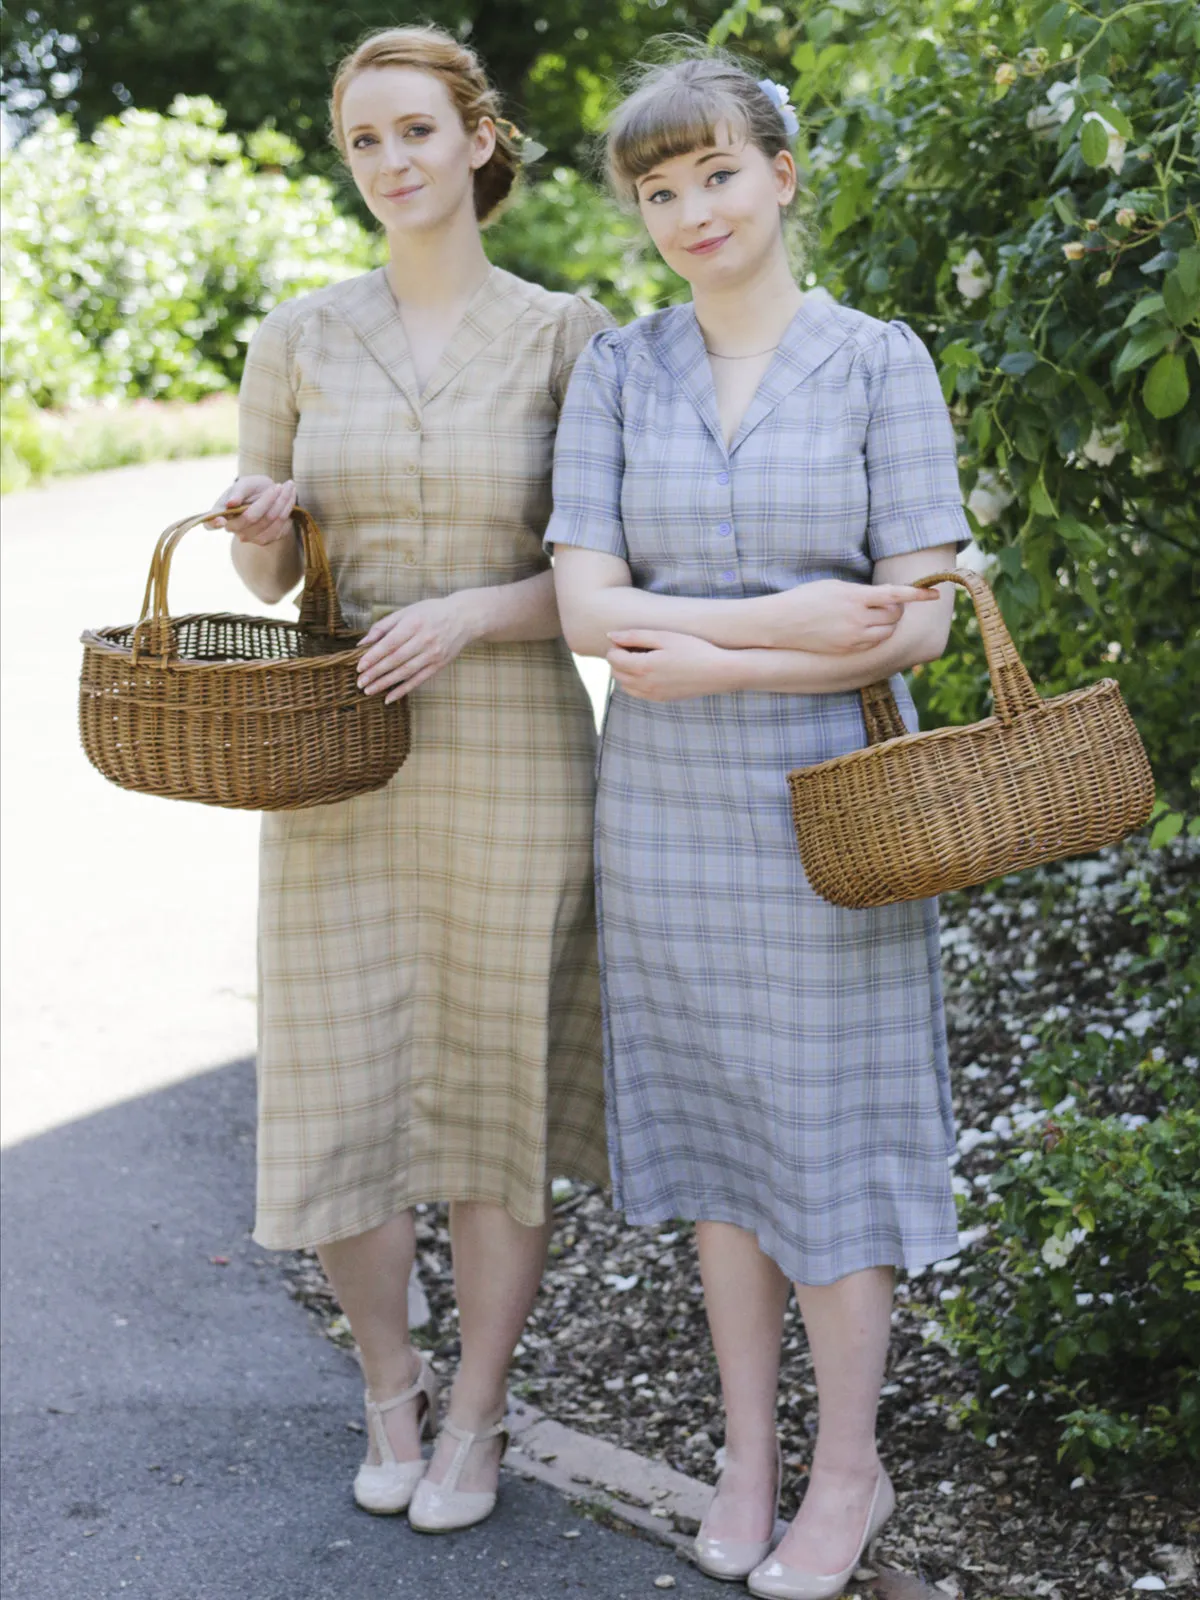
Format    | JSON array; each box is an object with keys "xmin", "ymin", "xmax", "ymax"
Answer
[
  {"xmin": 80, "ymin": 610, "xmax": 367, "ymax": 671},
  {"xmin": 787, "ymin": 676, "xmax": 1126, "ymax": 784}
]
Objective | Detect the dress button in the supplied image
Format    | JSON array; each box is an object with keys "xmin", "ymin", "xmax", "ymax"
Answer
[
  {"xmin": 717, "ymin": 472, "xmax": 730, "ymax": 485},
  {"xmin": 721, "ymin": 570, "xmax": 736, "ymax": 583},
  {"xmin": 406, "ymin": 507, "xmax": 420, "ymax": 520},
  {"xmin": 718, "ymin": 521, "xmax": 732, "ymax": 536},
  {"xmin": 405, "ymin": 462, "xmax": 418, "ymax": 475},
  {"xmin": 407, "ymin": 416, "xmax": 421, "ymax": 432},
  {"xmin": 404, "ymin": 552, "xmax": 418, "ymax": 566}
]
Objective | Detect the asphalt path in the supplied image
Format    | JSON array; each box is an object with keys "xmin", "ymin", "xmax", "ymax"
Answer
[
  {"xmin": 1, "ymin": 460, "xmax": 714, "ymax": 1600},
  {"xmin": 0, "ymin": 1056, "xmax": 723, "ymax": 1600}
]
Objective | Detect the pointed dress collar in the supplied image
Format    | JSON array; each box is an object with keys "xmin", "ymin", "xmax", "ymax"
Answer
[
  {"xmin": 331, "ymin": 265, "xmax": 529, "ymax": 413},
  {"xmin": 645, "ymin": 291, "xmax": 852, "ymax": 457}
]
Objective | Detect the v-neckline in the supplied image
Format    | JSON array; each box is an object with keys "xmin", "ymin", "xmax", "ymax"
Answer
[
  {"xmin": 381, "ymin": 265, "xmax": 500, "ymax": 403},
  {"xmin": 653, "ymin": 294, "xmax": 849, "ymax": 460},
  {"xmin": 336, "ymin": 265, "xmax": 523, "ymax": 414}
]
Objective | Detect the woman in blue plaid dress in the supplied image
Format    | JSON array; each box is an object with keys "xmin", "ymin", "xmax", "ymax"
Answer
[{"xmin": 548, "ymin": 57, "xmax": 969, "ymax": 1600}]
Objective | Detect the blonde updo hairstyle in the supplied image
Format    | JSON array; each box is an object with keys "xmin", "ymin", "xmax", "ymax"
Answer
[
  {"xmin": 330, "ymin": 25, "xmax": 520, "ymax": 225},
  {"xmin": 606, "ymin": 52, "xmax": 798, "ymax": 207}
]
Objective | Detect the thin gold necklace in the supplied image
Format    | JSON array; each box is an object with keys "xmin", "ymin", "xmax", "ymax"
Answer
[{"xmin": 704, "ymin": 344, "xmax": 779, "ymax": 359}]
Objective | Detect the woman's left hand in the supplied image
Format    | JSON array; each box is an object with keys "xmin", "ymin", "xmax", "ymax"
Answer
[
  {"xmin": 358, "ymin": 595, "xmax": 478, "ymax": 703},
  {"xmin": 607, "ymin": 629, "xmax": 738, "ymax": 702}
]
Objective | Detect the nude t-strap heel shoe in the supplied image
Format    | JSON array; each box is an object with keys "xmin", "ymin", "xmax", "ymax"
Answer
[
  {"xmin": 352, "ymin": 1356, "xmax": 439, "ymax": 1515},
  {"xmin": 407, "ymin": 1417, "xmax": 510, "ymax": 1532},
  {"xmin": 694, "ymin": 1441, "xmax": 784, "ymax": 1581},
  {"xmin": 747, "ymin": 1469, "xmax": 895, "ymax": 1599}
]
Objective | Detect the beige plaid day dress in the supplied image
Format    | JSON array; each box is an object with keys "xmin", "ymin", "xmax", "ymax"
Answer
[{"xmin": 238, "ymin": 265, "xmax": 612, "ymax": 1249}]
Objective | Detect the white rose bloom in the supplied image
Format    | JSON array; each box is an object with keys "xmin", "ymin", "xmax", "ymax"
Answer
[
  {"xmin": 967, "ymin": 471, "xmax": 1014, "ymax": 527},
  {"xmin": 1047, "ymin": 81, "xmax": 1077, "ymax": 121},
  {"xmin": 1082, "ymin": 424, "xmax": 1125, "ymax": 466},
  {"xmin": 1028, "ymin": 81, "xmax": 1076, "ymax": 138},
  {"xmin": 1041, "ymin": 1233, "xmax": 1075, "ymax": 1269},
  {"xmin": 954, "ymin": 247, "xmax": 992, "ymax": 301},
  {"xmin": 1083, "ymin": 111, "xmax": 1127, "ymax": 174}
]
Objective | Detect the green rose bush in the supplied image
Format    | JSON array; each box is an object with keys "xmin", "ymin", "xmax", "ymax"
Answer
[
  {"xmin": 1, "ymin": 96, "xmax": 377, "ymax": 486},
  {"xmin": 718, "ymin": 0, "xmax": 1198, "ymax": 802}
]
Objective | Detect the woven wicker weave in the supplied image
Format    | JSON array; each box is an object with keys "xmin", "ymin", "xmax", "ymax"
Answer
[
  {"xmin": 80, "ymin": 506, "xmax": 410, "ymax": 810},
  {"xmin": 787, "ymin": 569, "xmax": 1154, "ymax": 908}
]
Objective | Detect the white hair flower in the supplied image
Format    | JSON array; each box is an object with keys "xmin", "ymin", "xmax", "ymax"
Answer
[
  {"xmin": 757, "ymin": 79, "xmax": 800, "ymax": 138},
  {"xmin": 955, "ymin": 248, "xmax": 992, "ymax": 302}
]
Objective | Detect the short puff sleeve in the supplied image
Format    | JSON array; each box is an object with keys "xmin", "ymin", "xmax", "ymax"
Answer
[
  {"xmin": 862, "ymin": 321, "xmax": 970, "ymax": 562},
  {"xmin": 237, "ymin": 301, "xmax": 299, "ymax": 483},
  {"xmin": 545, "ymin": 329, "xmax": 628, "ymax": 561}
]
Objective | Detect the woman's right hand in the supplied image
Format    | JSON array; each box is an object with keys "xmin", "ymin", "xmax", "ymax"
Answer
[
  {"xmin": 769, "ymin": 578, "xmax": 939, "ymax": 654},
  {"xmin": 206, "ymin": 475, "xmax": 297, "ymax": 545}
]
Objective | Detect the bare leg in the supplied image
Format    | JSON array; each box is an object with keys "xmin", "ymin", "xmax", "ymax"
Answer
[
  {"xmin": 771, "ymin": 1266, "xmax": 894, "ymax": 1572},
  {"xmin": 696, "ymin": 1222, "xmax": 791, "ymax": 1541},
  {"xmin": 317, "ymin": 1212, "xmax": 421, "ymax": 1464},
  {"xmin": 423, "ymin": 1198, "xmax": 555, "ymax": 1492}
]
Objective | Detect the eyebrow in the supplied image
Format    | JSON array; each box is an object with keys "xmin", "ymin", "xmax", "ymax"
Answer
[
  {"xmin": 637, "ymin": 149, "xmax": 738, "ymax": 187},
  {"xmin": 345, "ymin": 112, "xmax": 438, "ymax": 136}
]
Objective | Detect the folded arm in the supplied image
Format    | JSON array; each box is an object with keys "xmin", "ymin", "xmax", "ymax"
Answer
[
  {"xmin": 551, "ymin": 545, "xmax": 939, "ymax": 660},
  {"xmin": 606, "ymin": 546, "xmax": 958, "ymax": 702}
]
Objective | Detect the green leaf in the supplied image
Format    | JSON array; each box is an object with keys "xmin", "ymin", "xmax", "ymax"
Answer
[
  {"xmin": 1177, "ymin": 246, "xmax": 1200, "ymax": 300},
  {"xmin": 998, "ymin": 350, "xmax": 1039, "ymax": 377},
  {"xmin": 1113, "ymin": 323, "xmax": 1175, "ymax": 377},
  {"xmin": 1091, "ymin": 100, "xmax": 1133, "ymax": 139},
  {"xmin": 1144, "ymin": 352, "xmax": 1190, "ymax": 418},
  {"xmin": 1163, "ymin": 268, "xmax": 1200, "ymax": 329},
  {"xmin": 1051, "ymin": 193, "xmax": 1077, "ymax": 228},
  {"xmin": 1030, "ymin": 477, "xmax": 1057, "ymax": 518},
  {"xmin": 1122, "ymin": 295, "xmax": 1164, "ymax": 329},
  {"xmin": 1150, "ymin": 811, "xmax": 1185, "ymax": 848},
  {"xmin": 1054, "ymin": 1333, "xmax": 1081, "ymax": 1372},
  {"xmin": 1081, "ymin": 117, "xmax": 1109, "ymax": 167}
]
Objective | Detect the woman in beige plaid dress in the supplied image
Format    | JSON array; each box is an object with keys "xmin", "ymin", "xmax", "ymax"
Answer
[{"xmin": 209, "ymin": 26, "xmax": 608, "ymax": 1531}]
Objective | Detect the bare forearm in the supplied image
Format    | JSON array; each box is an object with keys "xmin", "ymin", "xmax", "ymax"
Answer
[
  {"xmin": 721, "ymin": 601, "xmax": 952, "ymax": 694},
  {"xmin": 231, "ymin": 533, "xmax": 304, "ymax": 604},
  {"xmin": 558, "ymin": 577, "xmax": 788, "ymax": 657},
  {"xmin": 457, "ymin": 570, "xmax": 563, "ymax": 644}
]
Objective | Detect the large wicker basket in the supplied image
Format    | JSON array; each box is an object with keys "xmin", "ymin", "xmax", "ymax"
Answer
[
  {"xmin": 80, "ymin": 506, "xmax": 411, "ymax": 810},
  {"xmin": 787, "ymin": 569, "xmax": 1154, "ymax": 909}
]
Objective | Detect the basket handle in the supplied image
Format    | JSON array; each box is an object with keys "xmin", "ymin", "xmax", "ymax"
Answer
[
  {"xmin": 859, "ymin": 568, "xmax": 1040, "ymax": 745},
  {"xmin": 131, "ymin": 504, "xmax": 346, "ymax": 661}
]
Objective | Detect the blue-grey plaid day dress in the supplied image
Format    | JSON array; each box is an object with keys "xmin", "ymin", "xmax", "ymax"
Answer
[{"xmin": 546, "ymin": 293, "xmax": 971, "ymax": 1285}]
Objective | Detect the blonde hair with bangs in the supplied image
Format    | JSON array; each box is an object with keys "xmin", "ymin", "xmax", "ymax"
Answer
[
  {"xmin": 606, "ymin": 54, "xmax": 795, "ymax": 206},
  {"xmin": 330, "ymin": 25, "xmax": 519, "ymax": 224}
]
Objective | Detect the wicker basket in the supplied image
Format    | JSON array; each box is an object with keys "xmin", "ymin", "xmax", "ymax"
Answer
[
  {"xmin": 80, "ymin": 506, "xmax": 411, "ymax": 810},
  {"xmin": 787, "ymin": 569, "xmax": 1154, "ymax": 909}
]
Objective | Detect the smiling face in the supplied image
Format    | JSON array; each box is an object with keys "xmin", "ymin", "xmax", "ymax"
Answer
[
  {"xmin": 634, "ymin": 126, "xmax": 796, "ymax": 290},
  {"xmin": 340, "ymin": 65, "xmax": 495, "ymax": 235}
]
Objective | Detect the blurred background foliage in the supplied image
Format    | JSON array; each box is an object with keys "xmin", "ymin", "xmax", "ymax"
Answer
[{"xmin": 2, "ymin": 0, "xmax": 1198, "ymax": 1475}]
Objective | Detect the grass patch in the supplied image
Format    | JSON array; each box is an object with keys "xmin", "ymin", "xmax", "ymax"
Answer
[{"xmin": 1, "ymin": 395, "xmax": 238, "ymax": 494}]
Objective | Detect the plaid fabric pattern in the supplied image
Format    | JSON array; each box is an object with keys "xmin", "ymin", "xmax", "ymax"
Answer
[
  {"xmin": 241, "ymin": 268, "xmax": 612, "ymax": 1249},
  {"xmin": 546, "ymin": 296, "xmax": 970, "ymax": 1285}
]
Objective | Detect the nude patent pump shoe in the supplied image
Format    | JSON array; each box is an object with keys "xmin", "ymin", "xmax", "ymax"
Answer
[
  {"xmin": 694, "ymin": 1442, "xmax": 784, "ymax": 1581},
  {"xmin": 407, "ymin": 1416, "xmax": 509, "ymax": 1533},
  {"xmin": 352, "ymin": 1356, "xmax": 439, "ymax": 1515},
  {"xmin": 747, "ymin": 1470, "xmax": 895, "ymax": 1600}
]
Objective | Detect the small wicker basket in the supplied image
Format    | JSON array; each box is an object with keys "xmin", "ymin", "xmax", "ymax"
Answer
[
  {"xmin": 80, "ymin": 506, "xmax": 411, "ymax": 810},
  {"xmin": 787, "ymin": 569, "xmax": 1155, "ymax": 909}
]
